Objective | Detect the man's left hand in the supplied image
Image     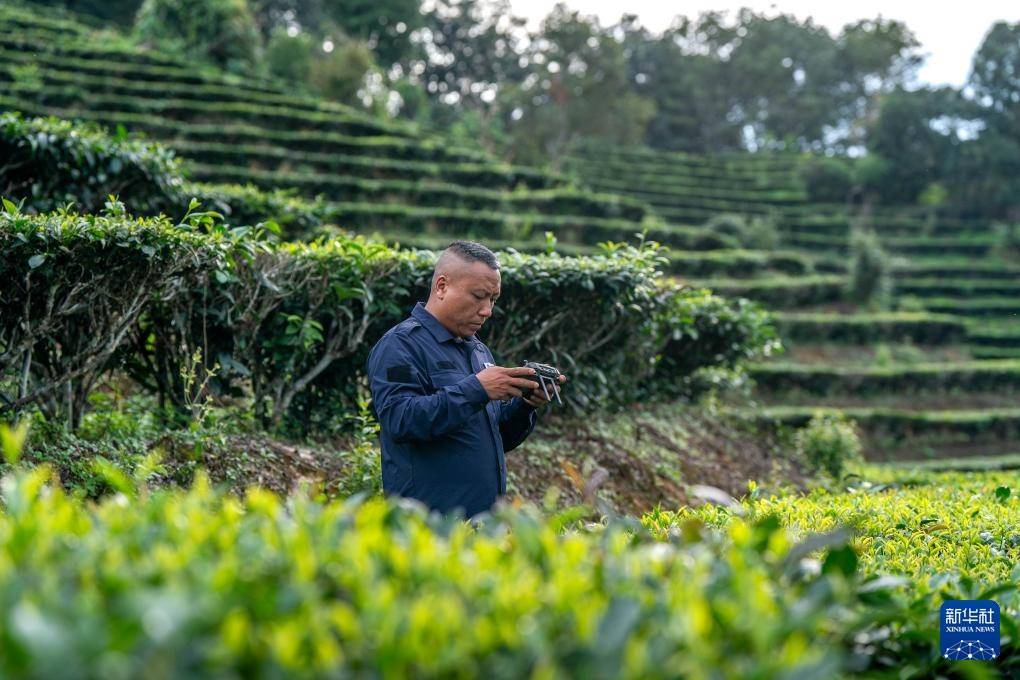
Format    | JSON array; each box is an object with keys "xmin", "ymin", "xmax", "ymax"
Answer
[{"xmin": 522, "ymin": 373, "xmax": 567, "ymax": 409}]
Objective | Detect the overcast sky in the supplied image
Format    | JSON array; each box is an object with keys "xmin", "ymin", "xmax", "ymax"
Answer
[{"xmin": 505, "ymin": 0, "xmax": 1019, "ymax": 87}]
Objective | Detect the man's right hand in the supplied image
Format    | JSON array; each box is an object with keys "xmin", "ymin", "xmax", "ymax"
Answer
[{"xmin": 476, "ymin": 366, "xmax": 539, "ymax": 400}]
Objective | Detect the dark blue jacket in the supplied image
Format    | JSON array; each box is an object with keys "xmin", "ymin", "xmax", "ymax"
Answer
[{"xmin": 366, "ymin": 302, "xmax": 538, "ymax": 518}]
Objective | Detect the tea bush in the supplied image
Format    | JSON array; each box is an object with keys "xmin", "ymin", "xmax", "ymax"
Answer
[
  {"xmin": 0, "ymin": 111, "xmax": 184, "ymax": 214},
  {"xmin": 793, "ymin": 412, "xmax": 863, "ymax": 479},
  {"xmin": 2, "ymin": 209, "xmax": 776, "ymax": 433}
]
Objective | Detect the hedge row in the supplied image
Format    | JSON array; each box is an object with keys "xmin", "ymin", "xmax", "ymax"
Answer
[
  {"xmin": 185, "ymin": 163, "xmax": 651, "ymax": 223},
  {"xmin": 354, "ymin": 231, "xmax": 806, "ymax": 277},
  {"xmin": 169, "ymin": 139, "xmax": 557, "ymax": 190},
  {"xmin": 896, "ymin": 278, "xmax": 1020, "ymax": 298},
  {"xmin": 893, "ymin": 262, "xmax": 1020, "ymax": 280},
  {"xmin": 576, "ymin": 190, "xmax": 794, "ymax": 217},
  {"xmin": 654, "ymin": 204, "xmax": 779, "ymax": 223},
  {"xmin": 0, "ymin": 28, "xmax": 403, "ymax": 131},
  {"xmin": 0, "ymin": 111, "xmax": 184, "ymax": 215},
  {"xmin": 569, "ymin": 150, "xmax": 802, "ymax": 176},
  {"xmin": 306, "ymin": 203, "xmax": 733, "ymax": 252},
  {"xmin": 922, "ymin": 297, "xmax": 1020, "ymax": 317},
  {"xmin": 572, "ymin": 174, "xmax": 805, "ymax": 203},
  {"xmin": 783, "ymin": 233, "xmax": 994, "ymax": 257},
  {"xmin": 0, "ymin": 113, "xmax": 683, "ymax": 249},
  {"xmin": 0, "ymin": 48, "xmax": 380, "ymax": 120},
  {"xmin": 756, "ymin": 406, "xmax": 1020, "ymax": 452},
  {"xmin": 750, "ymin": 360, "xmax": 1020, "ymax": 396},
  {"xmin": 0, "ymin": 208, "xmax": 776, "ymax": 434},
  {"xmin": 0, "ymin": 94, "xmax": 488, "ymax": 164},
  {"xmin": 781, "ymin": 216, "xmax": 987, "ymax": 238},
  {"xmin": 0, "ymin": 462, "xmax": 993, "ymax": 678},
  {"xmin": 694, "ymin": 275, "xmax": 846, "ymax": 309},
  {"xmin": 5, "ymin": 82, "xmax": 406, "ymax": 139},
  {"xmin": 773, "ymin": 312, "xmax": 967, "ymax": 345}
]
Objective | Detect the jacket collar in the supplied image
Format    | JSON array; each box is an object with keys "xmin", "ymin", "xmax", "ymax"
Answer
[{"xmin": 411, "ymin": 301, "xmax": 477, "ymax": 344}]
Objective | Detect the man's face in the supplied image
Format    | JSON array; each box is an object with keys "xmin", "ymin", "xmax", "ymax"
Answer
[{"xmin": 435, "ymin": 262, "xmax": 501, "ymax": 338}]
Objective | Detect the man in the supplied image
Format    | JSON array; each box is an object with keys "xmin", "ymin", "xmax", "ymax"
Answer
[{"xmin": 366, "ymin": 240, "xmax": 567, "ymax": 519}]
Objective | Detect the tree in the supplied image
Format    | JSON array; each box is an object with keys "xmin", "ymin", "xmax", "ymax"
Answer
[
  {"xmin": 623, "ymin": 9, "xmax": 920, "ymax": 153},
  {"xmin": 250, "ymin": 0, "xmax": 422, "ymax": 65},
  {"xmin": 969, "ymin": 21, "xmax": 1020, "ymax": 135},
  {"xmin": 621, "ymin": 16, "xmax": 742, "ymax": 152},
  {"xmin": 502, "ymin": 4, "xmax": 654, "ymax": 166},
  {"xmin": 864, "ymin": 87, "xmax": 964, "ymax": 203},
  {"xmin": 135, "ymin": 0, "xmax": 263, "ymax": 71},
  {"xmin": 416, "ymin": 0, "xmax": 527, "ymax": 110}
]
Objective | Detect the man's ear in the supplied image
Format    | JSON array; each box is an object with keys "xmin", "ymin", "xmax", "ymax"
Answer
[{"xmin": 435, "ymin": 274, "xmax": 448, "ymax": 299}]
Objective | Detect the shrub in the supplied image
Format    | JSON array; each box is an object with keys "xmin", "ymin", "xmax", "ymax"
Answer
[
  {"xmin": 846, "ymin": 226, "xmax": 892, "ymax": 309},
  {"xmin": 0, "ymin": 462, "xmax": 889, "ymax": 678},
  {"xmin": 992, "ymin": 221, "xmax": 1020, "ymax": 260},
  {"xmin": 187, "ymin": 182, "xmax": 328, "ymax": 237},
  {"xmin": 0, "ymin": 112, "xmax": 184, "ymax": 214},
  {"xmin": 264, "ymin": 28, "xmax": 314, "ymax": 84},
  {"xmin": 798, "ymin": 156, "xmax": 854, "ymax": 203},
  {"xmin": 0, "ymin": 204, "xmax": 226, "ymax": 429},
  {"xmin": 650, "ymin": 285, "xmax": 781, "ymax": 398},
  {"xmin": 3, "ymin": 210, "xmax": 777, "ymax": 433},
  {"xmin": 793, "ymin": 412, "xmax": 863, "ymax": 479},
  {"xmin": 134, "ymin": 0, "xmax": 263, "ymax": 72},
  {"xmin": 743, "ymin": 214, "xmax": 780, "ymax": 250},
  {"xmin": 704, "ymin": 213, "xmax": 748, "ymax": 241},
  {"xmin": 308, "ymin": 37, "xmax": 380, "ymax": 106}
]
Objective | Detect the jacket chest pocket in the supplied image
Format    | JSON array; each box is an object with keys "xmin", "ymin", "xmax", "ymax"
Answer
[{"xmin": 428, "ymin": 369, "xmax": 468, "ymax": 391}]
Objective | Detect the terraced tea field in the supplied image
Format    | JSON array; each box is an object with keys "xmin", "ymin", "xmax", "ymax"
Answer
[
  {"xmin": 0, "ymin": 4, "xmax": 760, "ymax": 276},
  {"xmin": 3, "ymin": 3, "xmax": 1017, "ymax": 468},
  {"xmin": 568, "ymin": 145, "xmax": 1020, "ymax": 465}
]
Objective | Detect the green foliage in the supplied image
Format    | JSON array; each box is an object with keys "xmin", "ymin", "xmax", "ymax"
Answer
[
  {"xmin": 14, "ymin": 0, "xmax": 144, "ymax": 26},
  {"xmin": 650, "ymin": 285, "xmax": 780, "ymax": 398},
  {"xmin": 742, "ymin": 215, "xmax": 780, "ymax": 251},
  {"xmin": 774, "ymin": 312, "xmax": 967, "ymax": 345},
  {"xmin": 992, "ymin": 221, "xmax": 1020, "ymax": 260},
  {"xmin": 307, "ymin": 37, "xmax": 380, "ymax": 106},
  {"xmin": 793, "ymin": 412, "xmax": 862, "ymax": 479},
  {"xmin": 264, "ymin": 28, "xmax": 314, "ymax": 84},
  {"xmin": 1, "ymin": 210, "xmax": 775, "ymax": 432},
  {"xmin": 187, "ymin": 182, "xmax": 327, "ymax": 237},
  {"xmin": 864, "ymin": 87, "xmax": 961, "ymax": 204},
  {"xmin": 134, "ymin": 0, "xmax": 263, "ymax": 71},
  {"xmin": 251, "ymin": 0, "xmax": 422, "ymax": 66},
  {"xmin": 0, "ymin": 207, "xmax": 227, "ymax": 429},
  {"xmin": 751, "ymin": 360, "xmax": 1020, "ymax": 398},
  {"xmin": 501, "ymin": 5, "xmax": 656, "ymax": 166},
  {"xmin": 846, "ymin": 226, "xmax": 892, "ymax": 309},
  {"xmin": 798, "ymin": 156, "xmax": 854, "ymax": 203},
  {"xmin": 701, "ymin": 275, "xmax": 846, "ymax": 310},
  {"xmin": 0, "ymin": 111, "xmax": 184, "ymax": 215},
  {"xmin": 703, "ymin": 213, "xmax": 747, "ymax": 241},
  {"xmin": 0, "ymin": 465, "xmax": 912, "ymax": 677},
  {"xmin": 968, "ymin": 21, "xmax": 1020, "ymax": 134},
  {"xmin": 645, "ymin": 468, "xmax": 1020, "ymax": 675},
  {"xmin": 0, "ymin": 461, "xmax": 1016, "ymax": 677}
]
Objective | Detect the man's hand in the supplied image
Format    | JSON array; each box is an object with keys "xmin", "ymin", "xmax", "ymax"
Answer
[
  {"xmin": 476, "ymin": 366, "xmax": 540, "ymax": 401},
  {"xmin": 522, "ymin": 372, "xmax": 567, "ymax": 409}
]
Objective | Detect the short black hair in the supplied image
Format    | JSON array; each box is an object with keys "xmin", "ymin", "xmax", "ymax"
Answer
[
  {"xmin": 445, "ymin": 240, "xmax": 499, "ymax": 270},
  {"xmin": 432, "ymin": 240, "xmax": 499, "ymax": 288}
]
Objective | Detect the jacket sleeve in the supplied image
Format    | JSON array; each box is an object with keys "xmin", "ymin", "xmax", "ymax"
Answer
[
  {"xmin": 498, "ymin": 397, "xmax": 538, "ymax": 453},
  {"xmin": 367, "ymin": 332, "xmax": 490, "ymax": 443}
]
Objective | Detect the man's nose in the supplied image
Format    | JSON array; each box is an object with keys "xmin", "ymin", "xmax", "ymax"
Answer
[{"xmin": 479, "ymin": 301, "xmax": 493, "ymax": 317}]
